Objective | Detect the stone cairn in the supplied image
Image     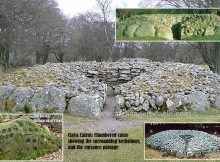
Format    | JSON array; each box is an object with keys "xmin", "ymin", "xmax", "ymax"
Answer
[
  {"xmin": 0, "ymin": 58, "xmax": 219, "ymax": 118},
  {"xmin": 146, "ymin": 130, "xmax": 220, "ymax": 158}
]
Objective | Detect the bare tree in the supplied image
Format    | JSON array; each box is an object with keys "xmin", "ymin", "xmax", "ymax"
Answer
[
  {"xmin": 156, "ymin": 0, "xmax": 220, "ymax": 8},
  {"xmin": 96, "ymin": 0, "xmax": 113, "ymax": 60},
  {"xmin": 190, "ymin": 43, "xmax": 220, "ymax": 74}
]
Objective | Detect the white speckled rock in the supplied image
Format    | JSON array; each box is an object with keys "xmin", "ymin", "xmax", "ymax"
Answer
[
  {"xmin": 0, "ymin": 84, "xmax": 16, "ymax": 100},
  {"xmin": 31, "ymin": 86, "xmax": 66, "ymax": 113},
  {"xmin": 68, "ymin": 94, "xmax": 101, "ymax": 118},
  {"xmin": 156, "ymin": 96, "xmax": 164, "ymax": 107},
  {"xmin": 188, "ymin": 92, "xmax": 210, "ymax": 112},
  {"xmin": 9, "ymin": 87, "xmax": 35, "ymax": 111}
]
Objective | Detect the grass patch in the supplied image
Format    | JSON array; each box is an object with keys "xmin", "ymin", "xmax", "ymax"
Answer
[
  {"xmin": 64, "ymin": 113, "xmax": 94, "ymax": 124},
  {"xmin": 145, "ymin": 145, "xmax": 220, "ymax": 160},
  {"xmin": 119, "ymin": 108, "xmax": 220, "ymax": 122},
  {"xmin": 116, "ymin": 34, "xmax": 220, "ymax": 41},
  {"xmin": 116, "ymin": 35, "xmax": 168, "ymax": 41},
  {"xmin": 185, "ymin": 34, "xmax": 220, "ymax": 41}
]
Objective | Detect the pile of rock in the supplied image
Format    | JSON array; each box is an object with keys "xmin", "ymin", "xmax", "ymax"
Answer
[
  {"xmin": 0, "ymin": 59, "xmax": 219, "ymax": 118},
  {"xmin": 87, "ymin": 65, "xmax": 143, "ymax": 84},
  {"xmin": 180, "ymin": 14, "xmax": 220, "ymax": 39},
  {"xmin": 115, "ymin": 62, "xmax": 220, "ymax": 115},
  {"xmin": 146, "ymin": 130, "xmax": 220, "ymax": 158},
  {"xmin": 0, "ymin": 62, "xmax": 107, "ymax": 118}
]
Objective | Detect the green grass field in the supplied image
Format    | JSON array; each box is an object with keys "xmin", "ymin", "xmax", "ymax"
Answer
[
  {"xmin": 185, "ymin": 34, "xmax": 220, "ymax": 41},
  {"xmin": 119, "ymin": 108, "xmax": 220, "ymax": 122}
]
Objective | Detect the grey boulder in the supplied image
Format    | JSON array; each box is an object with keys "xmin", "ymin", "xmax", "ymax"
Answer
[
  {"xmin": 68, "ymin": 94, "xmax": 102, "ymax": 118},
  {"xmin": 115, "ymin": 95, "xmax": 125, "ymax": 109},
  {"xmin": 9, "ymin": 87, "xmax": 35, "ymax": 111},
  {"xmin": 156, "ymin": 96, "xmax": 164, "ymax": 107},
  {"xmin": 0, "ymin": 84, "xmax": 16, "ymax": 100},
  {"xmin": 188, "ymin": 92, "xmax": 210, "ymax": 112},
  {"xmin": 31, "ymin": 86, "xmax": 66, "ymax": 112}
]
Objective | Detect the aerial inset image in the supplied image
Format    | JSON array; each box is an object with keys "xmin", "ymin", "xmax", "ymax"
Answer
[
  {"xmin": 145, "ymin": 123, "xmax": 220, "ymax": 160},
  {"xmin": 116, "ymin": 9, "xmax": 220, "ymax": 41}
]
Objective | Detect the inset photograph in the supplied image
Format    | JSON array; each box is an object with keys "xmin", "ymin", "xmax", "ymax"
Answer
[
  {"xmin": 145, "ymin": 123, "xmax": 220, "ymax": 160},
  {"xmin": 116, "ymin": 8, "xmax": 220, "ymax": 41},
  {"xmin": 0, "ymin": 114, "xmax": 63, "ymax": 161}
]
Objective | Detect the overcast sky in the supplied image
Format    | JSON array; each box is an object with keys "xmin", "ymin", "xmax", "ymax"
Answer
[{"xmin": 56, "ymin": 0, "xmax": 141, "ymax": 17}]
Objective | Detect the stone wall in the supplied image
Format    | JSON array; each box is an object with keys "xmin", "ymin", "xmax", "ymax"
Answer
[{"xmin": 87, "ymin": 66, "xmax": 143, "ymax": 84}]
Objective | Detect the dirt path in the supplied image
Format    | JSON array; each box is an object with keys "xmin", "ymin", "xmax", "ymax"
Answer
[{"xmin": 64, "ymin": 96, "xmax": 142, "ymax": 132}]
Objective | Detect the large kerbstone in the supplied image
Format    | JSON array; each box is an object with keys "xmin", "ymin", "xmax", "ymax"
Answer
[
  {"xmin": 116, "ymin": 24, "xmax": 127, "ymax": 37},
  {"xmin": 124, "ymin": 24, "xmax": 139, "ymax": 38},
  {"xmin": 68, "ymin": 94, "xmax": 101, "ymax": 118},
  {"xmin": 31, "ymin": 86, "xmax": 66, "ymax": 113},
  {"xmin": 156, "ymin": 27, "xmax": 173, "ymax": 40},
  {"xmin": 9, "ymin": 87, "xmax": 35, "ymax": 111},
  {"xmin": 134, "ymin": 22, "xmax": 155, "ymax": 38},
  {"xmin": 188, "ymin": 92, "xmax": 210, "ymax": 112},
  {"xmin": 0, "ymin": 84, "xmax": 15, "ymax": 100}
]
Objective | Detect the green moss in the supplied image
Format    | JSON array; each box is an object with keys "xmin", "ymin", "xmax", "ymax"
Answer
[
  {"xmin": 0, "ymin": 67, "xmax": 71, "ymax": 88},
  {"xmin": 43, "ymin": 107, "xmax": 59, "ymax": 113},
  {"xmin": 5, "ymin": 100, "xmax": 16, "ymax": 112},
  {"xmin": 24, "ymin": 103, "xmax": 33, "ymax": 113},
  {"xmin": 161, "ymin": 98, "xmax": 168, "ymax": 112},
  {"xmin": 0, "ymin": 99, "xmax": 6, "ymax": 109}
]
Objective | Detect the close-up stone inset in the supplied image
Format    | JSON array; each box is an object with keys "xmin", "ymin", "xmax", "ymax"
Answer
[
  {"xmin": 116, "ymin": 9, "xmax": 220, "ymax": 41},
  {"xmin": 145, "ymin": 123, "xmax": 220, "ymax": 159}
]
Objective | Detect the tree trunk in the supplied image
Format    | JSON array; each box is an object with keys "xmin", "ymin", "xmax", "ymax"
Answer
[
  {"xmin": 0, "ymin": 43, "xmax": 10, "ymax": 70},
  {"xmin": 214, "ymin": 42, "xmax": 220, "ymax": 74}
]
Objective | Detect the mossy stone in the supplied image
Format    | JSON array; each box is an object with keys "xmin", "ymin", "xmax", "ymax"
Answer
[
  {"xmin": 156, "ymin": 27, "xmax": 173, "ymax": 40},
  {"xmin": 24, "ymin": 103, "xmax": 33, "ymax": 113},
  {"xmin": 215, "ymin": 26, "xmax": 220, "ymax": 34},
  {"xmin": 134, "ymin": 22, "xmax": 155, "ymax": 38},
  {"xmin": 43, "ymin": 107, "xmax": 59, "ymax": 113},
  {"xmin": 5, "ymin": 100, "xmax": 16, "ymax": 112},
  {"xmin": 124, "ymin": 24, "xmax": 139, "ymax": 38},
  {"xmin": 0, "ymin": 99, "xmax": 6, "ymax": 110},
  {"xmin": 116, "ymin": 24, "xmax": 126, "ymax": 37},
  {"xmin": 204, "ymin": 27, "xmax": 215, "ymax": 36}
]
